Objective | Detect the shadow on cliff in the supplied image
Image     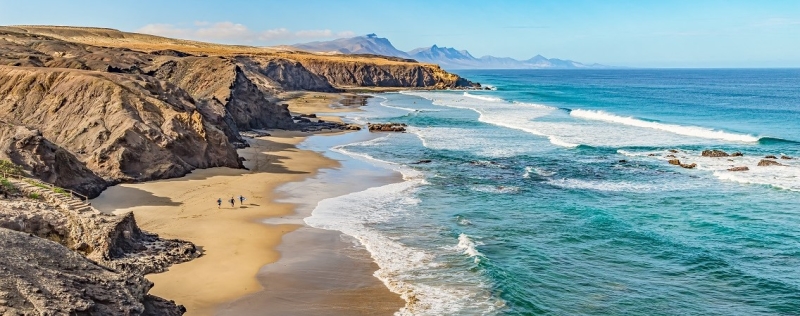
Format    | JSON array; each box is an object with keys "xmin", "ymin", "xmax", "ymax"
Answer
[{"xmin": 92, "ymin": 186, "xmax": 182, "ymax": 213}]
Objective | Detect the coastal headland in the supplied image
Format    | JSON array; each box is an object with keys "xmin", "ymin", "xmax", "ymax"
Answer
[{"xmin": 0, "ymin": 25, "xmax": 474, "ymax": 315}]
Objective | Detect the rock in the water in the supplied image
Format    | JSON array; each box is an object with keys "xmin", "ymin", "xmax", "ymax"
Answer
[
  {"xmin": 668, "ymin": 149, "xmax": 679, "ymax": 153},
  {"xmin": 618, "ymin": 160, "xmax": 627, "ymax": 163},
  {"xmin": 758, "ymin": 159, "xmax": 783, "ymax": 167},
  {"xmin": 668, "ymin": 159, "xmax": 681, "ymax": 165},
  {"xmin": 344, "ymin": 124, "xmax": 362, "ymax": 131},
  {"xmin": 680, "ymin": 163, "xmax": 697, "ymax": 169},
  {"xmin": 413, "ymin": 159, "xmax": 432, "ymax": 164},
  {"xmin": 702, "ymin": 150, "xmax": 729, "ymax": 157},
  {"xmin": 765, "ymin": 155, "xmax": 778, "ymax": 159},
  {"xmin": 368, "ymin": 123, "xmax": 407, "ymax": 132},
  {"xmin": 731, "ymin": 152, "xmax": 743, "ymax": 157},
  {"xmin": 728, "ymin": 166, "xmax": 749, "ymax": 171},
  {"xmin": 781, "ymin": 155, "xmax": 793, "ymax": 160}
]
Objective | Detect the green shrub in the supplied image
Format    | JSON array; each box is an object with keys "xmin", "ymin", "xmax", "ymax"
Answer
[
  {"xmin": 53, "ymin": 187, "xmax": 69, "ymax": 195},
  {"xmin": 0, "ymin": 160, "xmax": 23, "ymax": 176},
  {"xmin": 28, "ymin": 192, "xmax": 41, "ymax": 200},
  {"xmin": 0, "ymin": 177, "xmax": 15, "ymax": 193}
]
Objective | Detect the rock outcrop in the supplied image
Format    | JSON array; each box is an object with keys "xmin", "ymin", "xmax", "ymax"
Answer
[
  {"xmin": 728, "ymin": 166, "xmax": 749, "ymax": 171},
  {"xmin": 0, "ymin": 228, "xmax": 185, "ymax": 316},
  {"xmin": 368, "ymin": 123, "xmax": 407, "ymax": 132},
  {"xmin": 701, "ymin": 150, "xmax": 729, "ymax": 157},
  {"xmin": 668, "ymin": 159, "xmax": 681, "ymax": 165},
  {"xmin": 0, "ymin": 178, "xmax": 197, "ymax": 315},
  {"xmin": 0, "ymin": 123, "xmax": 107, "ymax": 197},
  {"xmin": 758, "ymin": 159, "xmax": 783, "ymax": 167}
]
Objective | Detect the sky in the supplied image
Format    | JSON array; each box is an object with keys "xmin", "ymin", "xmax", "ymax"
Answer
[{"xmin": 1, "ymin": 0, "xmax": 799, "ymax": 67}]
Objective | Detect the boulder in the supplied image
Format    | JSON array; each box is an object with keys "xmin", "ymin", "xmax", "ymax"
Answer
[
  {"xmin": 680, "ymin": 163, "xmax": 697, "ymax": 169},
  {"xmin": 728, "ymin": 166, "xmax": 749, "ymax": 171},
  {"xmin": 702, "ymin": 150, "xmax": 729, "ymax": 157},
  {"xmin": 668, "ymin": 149, "xmax": 679, "ymax": 153},
  {"xmin": 758, "ymin": 159, "xmax": 783, "ymax": 167},
  {"xmin": 781, "ymin": 155, "xmax": 793, "ymax": 160},
  {"xmin": 668, "ymin": 159, "xmax": 681, "ymax": 165},
  {"xmin": 368, "ymin": 123, "xmax": 406, "ymax": 132},
  {"xmin": 413, "ymin": 159, "xmax": 432, "ymax": 164},
  {"xmin": 765, "ymin": 155, "xmax": 778, "ymax": 159},
  {"xmin": 344, "ymin": 124, "xmax": 362, "ymax": 131},
  {"xmin": 731, "ymin": 152, "xmax": 743, "ymax": 157}
]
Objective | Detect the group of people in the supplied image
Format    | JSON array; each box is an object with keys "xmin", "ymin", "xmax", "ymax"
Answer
[{"xmin": 217, "ymin": 195, "xmax": 246, "ymax": 208}]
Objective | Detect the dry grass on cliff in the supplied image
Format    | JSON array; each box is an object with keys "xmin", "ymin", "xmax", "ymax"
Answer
[{"xmin": 2, "ymin": 25, "xmax": 432, "ymax": 67}]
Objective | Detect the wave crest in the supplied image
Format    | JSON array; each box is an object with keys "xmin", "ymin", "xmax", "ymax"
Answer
[{"xmin": 570, "ymin": 109, "xmax": 760, "ymax": 142}]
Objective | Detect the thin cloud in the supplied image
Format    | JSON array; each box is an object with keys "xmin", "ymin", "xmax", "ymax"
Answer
[
  {"xmin": 754, "ymin": 17, "xmax": 800, "ymax": 27},
  {"xmin": 135, "ymin": 22, "xmax": 354, "ymax": 44},
  {"xmin": 503, "ymin": 26, "xmax": 549, "ymax": 29}
]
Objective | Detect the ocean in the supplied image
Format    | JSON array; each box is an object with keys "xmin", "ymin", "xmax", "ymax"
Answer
[{"xmin": 300, "ymin": 69, "xmax": 800, "ymax": 315}]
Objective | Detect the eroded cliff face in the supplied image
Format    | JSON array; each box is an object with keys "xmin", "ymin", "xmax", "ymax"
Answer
[
  {"xmin": 0, "ymin": 123, "xmax": 106, "ymax": 197},
  {"xmin": 297, "ymin": 58, "xmax": 470, "ymax": 89},
  {"xmin": 0, "ymin": 66, "xmax": 241, "ymax": 194}
]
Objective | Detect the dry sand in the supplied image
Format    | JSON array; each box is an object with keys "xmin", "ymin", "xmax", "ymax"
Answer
[
  {"xmin": 280, "ymin": 91, "xmax": 370, "ymax": 124},
  {"xmin": 92, "ymin": 131, "xmax": 337, "ymax": 315},
  {"xmin": 91, "ymin": 93, "xmax": 402, "ymax": 315}
]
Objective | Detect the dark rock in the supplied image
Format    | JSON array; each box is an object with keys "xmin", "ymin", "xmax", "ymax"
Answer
[
  {"xmin": 668, "ymin": 159, "xmax": 681, "ymax": 165},
  {"xmin": 680, "ymin": 163, "xmax": 697, "ymax": 169},
  {"xmin": 728, "ymin": 166, "xmax": 749, "ymax": 171},
  {"xmin": 781, "ymin": 155, "xmax": 793, "ymax": 160},
  {"xmin": 368, "ymin": 123, "xmax": 406, "ymax": 132},
  {"xmin": 731, "ymin": 152, "xmax": 743, "ymax": 157},
  {"xmin": 702, "ymin": 150, "xmax": 729, "ymax": 157},
  {"xmin": 668, "ymin": 149, "xmax": 679, "ymax": 153},
  {"xmin": 765, "ymin": 155, "xmax": 778, "ymax": 159},
  {"xmin": 758, "ymin": 159, "xmax": 783, "ymax": 167},
  {"xmin": 413, "ymin": 159, "xmax": 432, "ymax": 164},
  {"xmin": 618, "ymin": 160, "xmax": 627, "ymax": 163}
]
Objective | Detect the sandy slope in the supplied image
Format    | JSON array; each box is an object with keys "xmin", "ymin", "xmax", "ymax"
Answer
[{"xmin": 92, "ymin": 131, "xmax": 337, "ymax": 315}]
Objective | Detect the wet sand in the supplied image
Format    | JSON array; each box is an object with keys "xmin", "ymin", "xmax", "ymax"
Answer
[
  {"xmin": 218, "ymin": 130, "xmax": 405, "ymax": 315},
  {"xmin": 91, "ymin": 94, "xmax": 404, "ymax": 315}
]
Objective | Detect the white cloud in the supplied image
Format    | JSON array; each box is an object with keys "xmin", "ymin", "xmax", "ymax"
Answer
[{"xmin": 135, "ymin": 22, "xmax": 355, "ymax": 44}]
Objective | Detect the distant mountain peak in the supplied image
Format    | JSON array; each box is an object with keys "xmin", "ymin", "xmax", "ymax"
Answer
[{"xmin": 290, "ymin": 36, "xmax": 610, "ymax": 69}]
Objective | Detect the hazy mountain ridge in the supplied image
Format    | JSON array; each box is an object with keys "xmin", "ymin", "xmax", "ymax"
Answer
[{"xmin": 291, "ymin": 34, "xmax": 611, "ymax": 69}]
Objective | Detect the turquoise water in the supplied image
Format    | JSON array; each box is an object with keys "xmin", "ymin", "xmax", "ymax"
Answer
[{"xmin": 303, "ymin": 69, "xmax": 800, "ymax": 315}]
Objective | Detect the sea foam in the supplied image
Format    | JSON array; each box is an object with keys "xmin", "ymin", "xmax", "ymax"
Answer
[
  {"xmin": 306, "ymin": 138, "xmax": 502, "ymax": 315},
  {"xmin": 570, "ymin": 109, "xmax": 761, "ymax": 143}
]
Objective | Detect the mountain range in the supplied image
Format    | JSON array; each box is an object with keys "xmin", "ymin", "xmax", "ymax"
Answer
[{"xmin": 291, "ymin": 34, "xmax": 610, "ymax": 69}]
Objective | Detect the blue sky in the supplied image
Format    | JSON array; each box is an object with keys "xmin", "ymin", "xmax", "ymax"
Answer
[{"xmin": 1, "ymin": 0, "xmax": 798, "ymax": 67}]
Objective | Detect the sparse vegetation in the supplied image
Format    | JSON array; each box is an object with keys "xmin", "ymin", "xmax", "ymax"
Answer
[
  {"xmin": 0, "ymin": 159, "xmax": 23, "ymax": 176},
  {"xmin": 1, "ymin": 177, "xmax": 16, "ymax": 193},
  {"xmin": 28, "ymin": 192, "xmax": 41, "ymax": 200}
]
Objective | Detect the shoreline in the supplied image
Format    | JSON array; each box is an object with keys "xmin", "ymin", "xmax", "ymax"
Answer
[{"xmin": 91, "ymin": 92, "xmax": 407, "ymax": 315}]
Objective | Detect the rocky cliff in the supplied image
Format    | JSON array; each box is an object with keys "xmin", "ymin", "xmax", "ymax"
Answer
[
  {"xmin": 0, "ymin": 178, "xmax": 197, "ymax": 315},
  {"xmin": 0, "ymin": 25, "xmax": 474, "ymax": 196}
]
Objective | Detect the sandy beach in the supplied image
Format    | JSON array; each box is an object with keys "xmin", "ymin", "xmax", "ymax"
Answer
[{"xmin": 91, "ymin": 94, "xmax": 403, "ymax": 315}]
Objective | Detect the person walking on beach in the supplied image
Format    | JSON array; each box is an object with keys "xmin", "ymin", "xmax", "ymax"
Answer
[
  {"xmin": 239, "ymin": 195, "xmax": 246, "ymax": 205},
  {"xmin": 217, "ymin": 198, "xmax": 222, "ymax": 208},
  {"xmin": 229, "ymin": 197, "xmax": 235, "ymax": 208}
]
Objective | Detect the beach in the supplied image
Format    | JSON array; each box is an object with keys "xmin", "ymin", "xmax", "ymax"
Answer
[{"xmin": 91, "ymin": 93, "xmax": 404, "ymax": 315}]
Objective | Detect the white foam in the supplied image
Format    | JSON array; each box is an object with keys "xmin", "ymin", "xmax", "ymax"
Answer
[
  {"xmin": 619, "ymin": 149, "xmax": 800, "ymax": 192},
  {"xmin": 571, "ymin": 109, "xmax": 760, "ymax": 143},
  {"xmin": 547, "ymin": 178, "xmax": 699, "ymax": 192},
  {"xmin": 409, "ymin": 126, "xmax": 541, "ymax": 158},
  {"xmin": 306, "ymin": 139, "xmax": 502, "ymax": 315},
  {"xmin": 462, "ymin": 91, "xmax": 503, "ymax": 102},
  {"xmin": 456, "ymin": 233, "xmax": 484, "ymax": 263},
  {"xmin": 470, "ymin": 185, "xmax": 520, "ymax": 194},
  {"xmin": 403, "ymin": 91, "xmax": 760, "ymax": 148}
]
